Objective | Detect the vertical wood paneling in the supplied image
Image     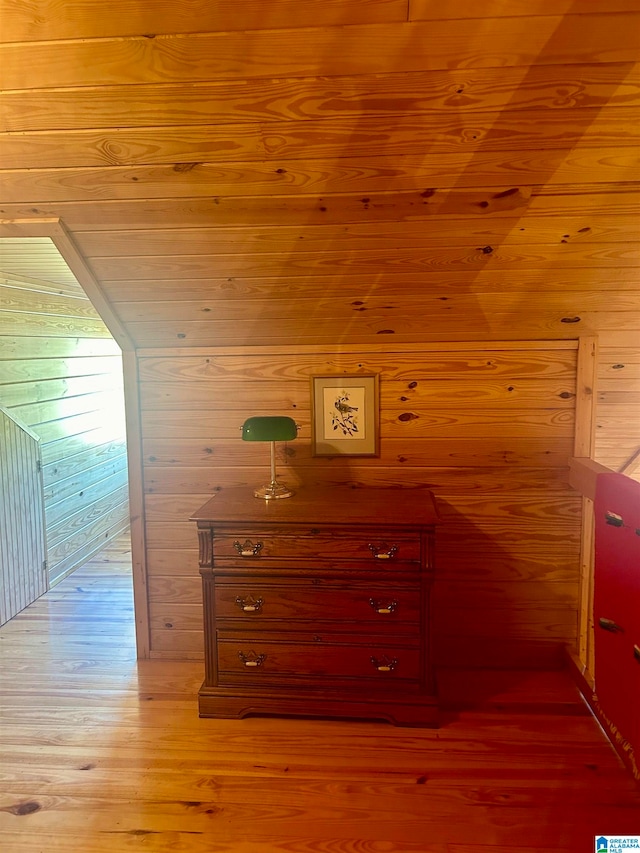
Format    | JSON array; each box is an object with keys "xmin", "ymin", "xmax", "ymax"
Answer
[
  {"xmin": 574, "ymin": 336, "xmax": 598, "ymax": 672},
  {"xmin": 574, "ymin": 337, "xmax": 599, "ymax": 460},
  {"xmin": 122, "ymin": 349, "xmax": 150, "ymax": 658},
  {"xmin": 0, "ymin": 407, "xmax": 46, "ymax": 625}
]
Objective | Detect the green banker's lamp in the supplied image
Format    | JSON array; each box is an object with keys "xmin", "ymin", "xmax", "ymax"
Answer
[{"xmin": 241, "ymin": 416, "xmax": 298, "ymax": 500}]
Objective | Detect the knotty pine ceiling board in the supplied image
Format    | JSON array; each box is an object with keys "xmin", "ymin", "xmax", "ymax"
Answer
[
  {"xmin": 112, "ymin": 292, "xmax": 640, "ymax": 326},
  {"xmin": 71, "ymin": 216, "xmax": 640, "ymax": 257},
  {"xmin": 2, "ymin": 183, "xmax": 640, "ymax": 232},
  {"xmin": 86, "ymin": 243, "xmax": 640, "ymax": 281},
  {"xmin": 408, "ymin": 0, "xmax": 640, "ymax": 19},
  {"xmin": 3, "ymin": 106, "xmax": 640, "ymax": 169},
  {"xmin": 2, "ymin": 0, "xmax": 639, "ymax": 44},
  {"xmin": 2, "ymin": 15, "xmax": 640, "ymax": 89},
  {"xmin": 4, "ymin": 64, "xmax": 639, "ymax": 132},
  {"xmin": 97, "ymin": 270, "xmax": 640, "ymax": 305},
  {"xmin": 118, "ymin": 314, "xmax": 626, "ymax": 349},
  {"xmin": 0, "ymin": 0, "xmax": 409, "ymax": 42},
  {"xmin": 2, "ymin": 149, "xmax": 639, "ymax": 205}
]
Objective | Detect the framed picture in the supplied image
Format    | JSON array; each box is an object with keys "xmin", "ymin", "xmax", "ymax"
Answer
[{"xmin": 310, "ymin": 374, "xmax": 379, "ymax": 457}]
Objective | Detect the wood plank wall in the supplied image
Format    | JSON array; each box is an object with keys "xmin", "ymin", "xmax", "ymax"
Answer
[
  {"xmin": 139, "ymin": 340, "xmax": 580, "ymax": 667},
  {"xmin": 0, "ymin": 240, "xmax": 129, "ymax": 585},
  {"xmin": 1, "ymin": 0, "xmax": 640, "ymax": 665},
  {"xmin": 596, "ymin": 345, "xmax": 640, "ymax": 478}
]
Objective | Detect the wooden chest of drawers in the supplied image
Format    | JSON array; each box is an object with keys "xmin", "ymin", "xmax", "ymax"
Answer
[{"xmin": 192, "ymin": 486, "xmax": 439, "ymax": 726}]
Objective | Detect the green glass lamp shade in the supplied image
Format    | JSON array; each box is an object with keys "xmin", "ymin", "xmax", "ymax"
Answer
[
  {"xmin": 241, "ymin": 416, "xmax": 298, "ymax": 442},
  {"xmin": 240, "ymin": 416, "xmax": 298, "ymax": 499}
]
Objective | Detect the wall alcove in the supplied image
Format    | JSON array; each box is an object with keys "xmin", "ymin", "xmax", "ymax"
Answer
[{"xmin": 0, "ymin": 222, "xmax": 135, "ymax": 626}]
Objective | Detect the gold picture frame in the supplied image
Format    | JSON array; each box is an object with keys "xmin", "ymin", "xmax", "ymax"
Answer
[{"xmin": 310, "ymin": 374, "xmax": 379, "ymax": 457}]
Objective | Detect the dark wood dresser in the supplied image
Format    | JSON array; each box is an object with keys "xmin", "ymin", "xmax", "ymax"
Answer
[{"xmin": 191, "ymin": 486, "xmax": 440, "ymax": 726}]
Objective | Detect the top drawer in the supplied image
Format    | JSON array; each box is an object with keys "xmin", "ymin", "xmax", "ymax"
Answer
[{"xmin": 212, "ymin": 529, "xmax": 421, "ymax": 567}]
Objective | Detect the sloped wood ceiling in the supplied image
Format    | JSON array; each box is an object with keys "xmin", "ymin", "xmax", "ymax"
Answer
[
  {"xmin": 1, "ymin": 0, "xmax": 639, "ymax": 665},
  {"xmin": 0, "ymin": 0, "xmax": 639, "ymax": 351}
]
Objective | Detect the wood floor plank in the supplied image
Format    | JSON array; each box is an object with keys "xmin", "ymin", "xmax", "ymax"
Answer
[{"xmin": 0, "ymin": 534, "xmax": 638, "ymax": 852}]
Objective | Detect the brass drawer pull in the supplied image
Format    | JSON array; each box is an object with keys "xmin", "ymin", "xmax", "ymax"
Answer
[
  {"xmin": 238, "ymin": 651, "xmax": 266, "ymax": 668},
  {"xmin": 233, "ymin": 539, "xmax": 263, "ymax": 557},
  {"xmin": 235, "ymin": 595, "xmax": 264, "ymax": 613},
  {"xmin": 634, "ymin": 645, "xmax": 640, "ymax": 663},
  {"xmin": 370, "ymin": 655, "xmax": 398, "ymax": 673},
  {"xmin": 368, "ymin": 543, "xmax": 398, "ymax": 560},
  {"xmin": 369, "ymin": 598, "xmax": 398, "ymax": 615},
  {"xmin": 598, "ymin": 617, "xmax": 624, "ymax": 633}
]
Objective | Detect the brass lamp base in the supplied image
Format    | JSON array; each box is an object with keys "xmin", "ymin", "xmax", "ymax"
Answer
[{"xmin": 253, "ymin": 480, "xmax": 295, "ymax": 500}]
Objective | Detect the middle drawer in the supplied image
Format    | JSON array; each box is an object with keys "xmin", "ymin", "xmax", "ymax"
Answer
[{"xmin": 214, "ymin": 580, "xmax": 420, "ymax": 633}]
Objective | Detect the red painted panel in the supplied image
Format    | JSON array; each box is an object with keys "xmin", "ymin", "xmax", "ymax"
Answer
[{"xmin": 594, "ymin": 472, "xmax": 640, "ymax": 753}]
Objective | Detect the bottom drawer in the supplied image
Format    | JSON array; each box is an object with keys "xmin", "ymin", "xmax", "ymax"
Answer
[{"xmin": 217, "ymin": 635, "xmax": 420, "ymax": 686}]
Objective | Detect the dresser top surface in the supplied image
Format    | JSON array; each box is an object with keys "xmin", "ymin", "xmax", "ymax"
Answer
[{"xmin": 191, "ymin": 486, "xmax": 439, "ymax": 528}]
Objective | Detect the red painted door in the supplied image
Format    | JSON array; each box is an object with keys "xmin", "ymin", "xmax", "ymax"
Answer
[{"xmin": 594, "ymin": 473, "xmax": 640, "ymax": 755}]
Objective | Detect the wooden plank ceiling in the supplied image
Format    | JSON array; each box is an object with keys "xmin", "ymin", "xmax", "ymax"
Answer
[{"xmin": 0, "ymin": 0, "xmax": 639, "ymax": 350}]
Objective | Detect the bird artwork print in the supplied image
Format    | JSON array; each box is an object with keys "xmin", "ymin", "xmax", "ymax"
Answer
[{"xmin": 332, "ymin": 390, "xmax": 359, "ymax": 436}]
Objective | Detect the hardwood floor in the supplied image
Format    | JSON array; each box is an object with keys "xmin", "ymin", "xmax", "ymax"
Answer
[{"xmin": 0, "ymin": 536, "xmax": 638, "ymax": 852}]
